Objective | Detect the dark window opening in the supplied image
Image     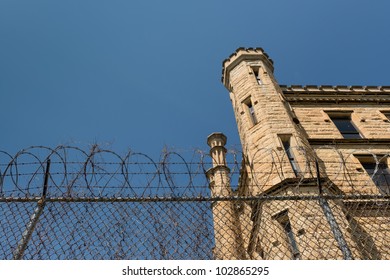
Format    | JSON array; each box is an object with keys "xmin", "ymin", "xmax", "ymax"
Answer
[
  {"xmin": 274, "ymin": 211, "xmax": 300, "ymax": 260},
  {"xmin": 382, "ymin": 111, "xmax": 390, "ymax": 122},
  {"xmin": 328, "ymin": 113, "xmax": 362, "ymax": 139},
  {"xmin": 244, "ymin": 99, "xmax": 258, "ymax": 125},
  {"xmin": 280, "ymin": 136, "xmax": 299, "ymax": 176},
  {"xmin": 357, "ymin": 155, "xmax": 390, "ymax": 195},
  {"xmin": 252, "ymin": 67, "xmax": 262, "ymax": 85}
]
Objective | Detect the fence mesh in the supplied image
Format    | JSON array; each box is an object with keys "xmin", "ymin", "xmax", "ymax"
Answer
[{"xmin": 1, "ymin": 146, "xmax": 389, "ymax": 260}]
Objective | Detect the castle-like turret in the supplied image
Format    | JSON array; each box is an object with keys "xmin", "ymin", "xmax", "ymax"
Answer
[
  {"xmin": 208, "ymin": 48, "xmax": 363, "ymax": 260},
  {"xmin": 222, "ymin": 47, "xmax": 319, "ymax": 194}
]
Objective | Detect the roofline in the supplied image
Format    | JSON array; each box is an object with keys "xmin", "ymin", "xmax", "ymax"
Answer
[
  {"xmin": 222, "ymin": 47, "xmax": 274, "ymax": 89},
  {"xmin": 281, "ymin": 85, "xmax": 390, "ymax": 94}
]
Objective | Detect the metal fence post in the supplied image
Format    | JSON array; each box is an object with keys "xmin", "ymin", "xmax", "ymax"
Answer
[
  {"xmin": 13, "ymin": 159, "xmax": 51, "ymax": 260},
  {"xmin": 315, "ymin": 159, "xmax": 353, "ymax": 260},
  {"xmin": 318, "ymin": 197, "xmax": 354, "ymax": 260}
]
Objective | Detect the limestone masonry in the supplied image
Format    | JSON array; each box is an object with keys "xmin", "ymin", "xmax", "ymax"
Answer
[{"xmin": 206, "ymin": 48, "xmax": 390, "ymax": 260}]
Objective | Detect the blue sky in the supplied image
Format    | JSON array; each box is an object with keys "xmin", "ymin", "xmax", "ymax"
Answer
[{"xmin": 1, "ymin": 0, "xmax": 390, "ymax": 158}]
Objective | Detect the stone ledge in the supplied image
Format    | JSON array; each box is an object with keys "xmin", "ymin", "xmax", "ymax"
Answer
[{"xmin": 281, "ymin": 85, "xmax": 390, "ymax": 94}]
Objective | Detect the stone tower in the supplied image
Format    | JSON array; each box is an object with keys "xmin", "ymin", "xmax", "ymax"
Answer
[
  {"xmin": 221, "ymin": 47, "xmax": 319, "ymax": 194},
  {"xmin": 207, "ymin": 48, "xmax": 390, "ymax": 260}
]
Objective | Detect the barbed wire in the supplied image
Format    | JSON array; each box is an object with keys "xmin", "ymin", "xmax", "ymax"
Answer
[
  {"xmin": 0, "ymin": 145, "xmax": 215, "ymax": 198},
  {"xmin": 1, "ymin": 145, "xmax": 389, "ymax": 197},
  {"xmin": 0, "ymin": 145, "xmax": 389, "ymax": 260}
]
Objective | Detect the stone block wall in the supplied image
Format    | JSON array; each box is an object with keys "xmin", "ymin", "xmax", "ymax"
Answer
[{"xmin": 212, "ymin": 48, "xmax": 390, "ymax": 260}]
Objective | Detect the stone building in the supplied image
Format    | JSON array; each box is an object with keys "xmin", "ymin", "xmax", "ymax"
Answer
[{"xmin": 206, "ymin": 48, "xmax": 390, "ymax": 260}]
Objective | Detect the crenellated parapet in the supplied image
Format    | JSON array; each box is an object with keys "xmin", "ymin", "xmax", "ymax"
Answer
[
  {"xmin": 221, "ymin": 47, "xmax": 274, "ymax": 90},
  {"xmin": 281, "ymin": 85, "xmax": 390, "ymax": 104}
]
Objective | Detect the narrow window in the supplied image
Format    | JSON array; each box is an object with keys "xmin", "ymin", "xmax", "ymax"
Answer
[
  {"xmin": 274, "ymin": 210, "xmax": 300, "ymax": 260},
  {"xmin": 252, "ymin": 67, "xmax": 262, "ymax": 85},
  {"xmin": 279, "ymin": 135, "xmax": 299, "ymax": 176},
  {"xmin": 244, "ymin": 98, "xmax": 258, "ymax": 126},
  {"xmin": 381, "ymin": 111, "xmax": 390, "ymax": 122},
  {"xmin": 356, "ymin": 155, "xmax": 390, "ymax": 195},
  {"xmin": 327, "ymin": 112, "xmax": 362, "ymax": 139}
]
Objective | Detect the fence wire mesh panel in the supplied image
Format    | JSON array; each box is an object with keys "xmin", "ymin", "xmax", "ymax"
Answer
[
  {"xmin": 12, "ymin": 200, "xmax": 214, "ymax": 260},
  {"xmin": 0, "ymin": 146, "xmax": 389, "ymax": 259},
  {"xmin": 1, "ymin": 196, "xmax": 389, "ymax": 260}
]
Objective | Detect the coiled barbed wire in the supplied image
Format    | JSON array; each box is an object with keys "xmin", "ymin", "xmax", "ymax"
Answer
[
  {"xmin": 0, "ymin": 145, "xmax": 389, "ymax": 198},
  {"xmin": 0, "ymin": 145, "xmax": 389, "ymax": 260}
]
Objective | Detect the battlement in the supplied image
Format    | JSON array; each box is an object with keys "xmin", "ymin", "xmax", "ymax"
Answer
[
  {"xmin": 221, "ymin": 47, "xmax": 274, "ymax": 88},
  {"xmin": 281, "ymin": 85, "xmax": 390, "ymax": 94},
  {"xmin": 281, "ymin": 85, "xmax": 390, "ymax": 104}
]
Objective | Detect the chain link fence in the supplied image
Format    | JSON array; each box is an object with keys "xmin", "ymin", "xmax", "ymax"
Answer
[{"xmin": 1, "ymin": 146, "xmax": 389, "ymax": 259}]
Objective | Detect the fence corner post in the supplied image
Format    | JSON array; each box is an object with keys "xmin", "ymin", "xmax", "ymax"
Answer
[{"xmin": 13, "ymin": 159, "xmax": 51, "ymax": 260}]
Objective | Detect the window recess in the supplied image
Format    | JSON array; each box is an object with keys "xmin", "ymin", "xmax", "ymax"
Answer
[
  {"xmin": 381, "ymin": 111, "xmax": 390, "ymax": 122},
  {"xmin": 273, "ymin": 210, "xmax": 300, "ymax": 260},
  {"xmin": 251, "ymin": 66, "xmax": 262, "ymax": 85},
  {"xmin": 356, "ymin": 155, "xmax": 390, "ymax": 195},
  {"xmin": 279, "ymin": 135, "xmax": 299, "ymax": 176},
  {"xmin": 243, "ymin": 98, "xmax": 258, "ymax": 126},
  {"xmin": 326, "ymin": 111, "xmax": 362, "ymax": 139}
]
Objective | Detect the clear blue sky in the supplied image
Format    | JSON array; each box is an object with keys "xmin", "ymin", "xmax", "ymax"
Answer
[{"xmin": 1, "ymin": 0, "xmax": 390, "ymax": 157}]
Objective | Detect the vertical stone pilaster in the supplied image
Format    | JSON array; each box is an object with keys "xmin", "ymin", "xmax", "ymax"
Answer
[{"xmin": 207, "ymin": 133, "xmax": 245, "ymax": 260}]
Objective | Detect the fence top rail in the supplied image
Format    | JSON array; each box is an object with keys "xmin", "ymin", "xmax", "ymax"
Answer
[{"xmin": 1, "ymin": 194, "xmax": 389, "ymax": 203}]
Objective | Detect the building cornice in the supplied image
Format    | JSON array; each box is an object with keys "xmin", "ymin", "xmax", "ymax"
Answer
[{"xmin": 281, "ymin": 85, "xmax": 390, "ymax": 104}]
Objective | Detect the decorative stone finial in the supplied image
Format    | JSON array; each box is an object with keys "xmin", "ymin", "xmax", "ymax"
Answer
[
  {"xmin": 207, "ymin": 133, "xmax": 228, "ymax": 168},
  {"xmin": 207, "ymin": 132, "xmax": 227, "ymax": 148}
]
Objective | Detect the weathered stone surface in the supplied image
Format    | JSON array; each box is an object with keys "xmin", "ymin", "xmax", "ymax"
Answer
[{"xmin": 208, "ymin": 48, "xmax": 390, "ymax": 260}]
